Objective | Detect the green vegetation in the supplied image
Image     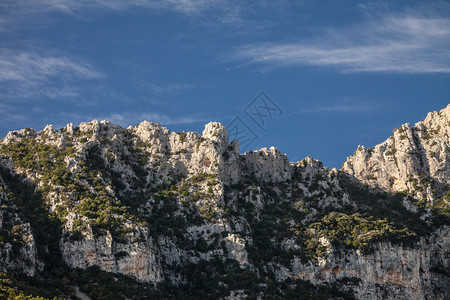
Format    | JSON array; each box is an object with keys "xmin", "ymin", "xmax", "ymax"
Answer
[
  {"xmin": 190, "ymin": 172, "xmax": 217, "ymax": 184},
  {"xmin": 0, "ymin": 124, "xmax": 446, "ymax": 299},
  {"xmin": 178, "ymin": 131, "xmax": 187, "ymax": 143},
  {"xmin": 430, "ymin": 190, "xmax": 450, "ymax": 227},
  {"xmin": 196, "ymin": 138, "xmax": 204, "ymax": 150},
  {"xmin": 0, "ymin": 166, "xmax": 63, "ymax": 270},
  {"xmin": 386, "ymin": 146, "xmax": 397, "ymax": 155},
  {"xmin": 226, "ymin": 170, "xmax": 437, "ymax": 266},
  {"xmin": 72, "ymin": 144, "xmax": 137, "ymax": 238},
  {"xmin": 165, "ymin": 259, "xmax": 354, "ymax": 299},
  {"xmin": 0, "ymin": 261, "xmax": 354, "ymax": 300},
  {"xmin": 0, "ymin": 273, "xmax": 62, "ymax": 300},
  {"xmin": 0, "ymin": 135, "xmax": 144, "ymax": 240},
  {"xmin": 199, "ymin": 203, "xmax": 216, "ymax": 221},
  {"xmin": 397, "ymin": 126, "xmax": 407, "ymax": 134},
  {"xmin": 0, "ymin": 138, "xmax": 75, "ymax": 176},
  {"xmin": 303, "ymin": 212, "xmax": 416, "ymax": 254},
  {"xmin": 225, "ymin": 179, "xmax": 307, "ymax": 266},
  {"xmin": 338, "ymin": 174, "xmax": 432, "ymax": 236}
]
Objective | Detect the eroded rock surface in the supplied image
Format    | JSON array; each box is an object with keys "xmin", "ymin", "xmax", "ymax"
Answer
[
  {"xmin": 343, "ymin": 104, "xmax": 450, "ymax": 202},
  {"xmin": 0, "ymin": 105, "xmax": 448, "ymax": 299}
]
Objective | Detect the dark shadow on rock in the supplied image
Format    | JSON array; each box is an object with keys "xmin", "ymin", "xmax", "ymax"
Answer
[{"xmin": 0, "ymin": 164, "xmax": 64, "ymax": 273}]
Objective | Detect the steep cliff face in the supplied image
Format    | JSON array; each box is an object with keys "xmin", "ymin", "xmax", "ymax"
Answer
[
  {"xmin": 0, "ymin": 171, "xmax": 45, "ymax": 277},
  {"xmin": 0, "ymin": 106, "xmax": 448, "ymax": 299},
  {"xmin": 0, "ymin": 188, "xmax": 41, "ymax": 277},
  {"xmin": 288, "ymin": 227, "xmax": 449, "ymax": 300},
  {"xmin": 342, "ymin": 104, "xmax": 450, "ymax": 203},
  {"xmin": 60, "ymin": 227, "xmax": 163, "ymax": 283}
]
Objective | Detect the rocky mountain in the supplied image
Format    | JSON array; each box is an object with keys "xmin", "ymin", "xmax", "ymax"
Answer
[
  {"xmin": 0, "ymin": 105, "xmax": 448, "ymax": 299},
  {"xmin": 343, "ymin": 105, "xmax": 450, "ymax": 203}
]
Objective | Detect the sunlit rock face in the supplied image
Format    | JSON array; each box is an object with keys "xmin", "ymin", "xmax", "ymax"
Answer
[
  {"xmin": 343, "ymin": 104, "xmax": 450, "ymax": 202},
  {"xmin": 0, "ymin": 105, "xmax": 448, "ymax": 299}
]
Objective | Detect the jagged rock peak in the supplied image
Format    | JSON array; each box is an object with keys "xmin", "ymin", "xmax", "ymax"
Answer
[
  {"xmin": 296, "ymin": 155, "xmax": 324, "ymax": 168},
  {"xmin": 342, "ymin": 104, "xmax": 450, "ymax": 201},
  {"xmin": 0, "ymin": 108, "xmax": 448, "ymax": 299},
  {"xmin": 242, "ymin": 146, "xmax": 292, "ymax": 182},
  {"xmin": 2, "ymin": 127, "xmax": 37, "ymax": 144},
  {"xmin": 420, "ymin": 103, "xmax": 450, "ymax": 128},
  {"xmin": 130, "ymin": 120, "xmax": 171, "ymax": 142},
  {"xmin": 202, "ymin": 122, "xmax": 228, "ymax": 147},
  {"xmin": 42, "ymin": 124, "xmax": 56, "ymax": 135}
]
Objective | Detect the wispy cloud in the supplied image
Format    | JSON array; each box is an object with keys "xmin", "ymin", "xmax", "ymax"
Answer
[
  {"xmin": 13, "ymin": 0, "xmax": 232, "ymax": 17},
  {"xmin": 144, "ymin": 82, "xmax": 196, "ymax": 94},
  {"xmin": 104, "ymin": 111, "xmax": 202, "ymax": 126},
  {"xmin": 61, "ymin": 110, "xmax": 201, "ymax": 125},
  {"xmin": 7, "ymin": 1, "xmax": 299, "ymax": 28},
  {"xmin": 0, "ymin": 103, "xmax": 28, "ymax": 123},
  {"xmin": 0, "ymin": 108, "xmax": 203, "ymax": 136},
  {"xmin": 229, "ymin": 15, "xmax": 450, "ymax": 73},
  {"xmin": 0, "ymin": 49, "xmax": 103, "ymax": 99},
  {"xmin": 296, "ymin": 100, "xmax": 385, "ymax": 114},
  {"xmin": 45, "ymin": 111, "xmax": 203, "ymax": 130},
  {"xmin": 0, "ymin": 50, "xmax": 102, "ymax": 81}
]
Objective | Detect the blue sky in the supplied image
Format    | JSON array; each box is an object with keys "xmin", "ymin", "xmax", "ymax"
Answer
[{"xmin": 1, "ymin": 0, "xmax": 449, "ymax": 168}]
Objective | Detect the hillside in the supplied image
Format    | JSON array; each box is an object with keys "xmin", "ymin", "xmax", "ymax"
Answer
[{"xmin": 0, "ymin": 106, "xmax": 448, "ymax": 299}]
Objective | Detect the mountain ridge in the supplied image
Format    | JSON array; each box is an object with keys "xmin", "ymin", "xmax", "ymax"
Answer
[{"xmin": 0, "ymin": 105, "xmax": 448, "ymax": 299}]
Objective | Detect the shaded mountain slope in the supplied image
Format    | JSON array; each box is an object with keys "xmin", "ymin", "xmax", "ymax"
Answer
[{"xmin": 0, "ymin": 106, "xmax": 448, "ymax": 299}]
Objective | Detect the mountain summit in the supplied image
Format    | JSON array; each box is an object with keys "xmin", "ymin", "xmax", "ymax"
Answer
[
  {"xmin": 0, "ymin": 106, "xmax": 448, "ymax": 299},
  {"xmin": 343, "ymin": 104, "xmax": 450, "ymax": 202}
]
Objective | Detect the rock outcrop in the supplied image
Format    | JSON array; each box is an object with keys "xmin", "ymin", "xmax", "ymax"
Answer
[
  {"xmin": 0, "ymin": 174, "xmax": 43, "ymax": 276},
  {"xmin": 289, "ymin": 227, "xmax": 449, "ymax": 300},
  {"xmin": 343, "ymin": 104, "xmax": 450, "ymax": 202},
  {"xmin": 0, "ymin": 105, "xmax": 448, "ymax": 299}
]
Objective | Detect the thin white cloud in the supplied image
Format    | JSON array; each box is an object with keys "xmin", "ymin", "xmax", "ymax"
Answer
[
  {"xmin": 50, "ymin": 111, "xmax": 201, "ymax": 127},
  {"xmin": 0, "ymin": 49, "xmax": 103, "ymax": 99},
  {"xmin": 7, "ymin": 1, "xmax": 299, "ymax": 28},
  {"xmin": 104, "ymin": 112, "xmax": 202, "ymax": 126},
  {"xmin": 0, "ymin": 103, "xmax": 29, "ymax": 128},
  {"xmin": 13, "ymin": 0, "xmax": 229, "ymax": 16},
  {"xmin": 0, "ymin": 15, "xmax": 7, "ymax": 32},
  {"xmin": 144, "ymin": 82, "xmax": 196, "ymax": 94},
  {"xmin": 166, "ymin": 0, "xmax": 228, "ymax": 15},
  {"xmin": 0, "ymin": 109, "xmax": 203, "ymax": 137},
  {"xmin": 0, "ymin": 50, "xmax": 103, "ymax": 81},
  {"xmin": 229, "ymin": 15, "xmax": 450, "ymax": 73},
  {"xmin": 297, "ymin": 100, "xmax": 384, "ymax": 114}
]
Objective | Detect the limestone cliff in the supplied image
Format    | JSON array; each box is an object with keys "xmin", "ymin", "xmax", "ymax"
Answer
[
  {"xmin": 343, "ymin": 104, "xmax": 450, "ymax": 203},
  {"xmin": 0, "ymin": 105, "xmax": 448, "ymax": 299},
  {"xmin": 0, "ymin": 174, "xmax": 43, "ymax": 276}
]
